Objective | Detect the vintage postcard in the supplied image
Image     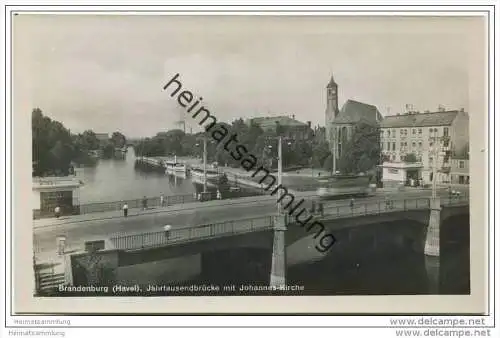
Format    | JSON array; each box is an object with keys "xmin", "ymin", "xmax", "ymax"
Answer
[{"xmin": 10, "ymin": 11, "xmax": 488, "ymax": 314}]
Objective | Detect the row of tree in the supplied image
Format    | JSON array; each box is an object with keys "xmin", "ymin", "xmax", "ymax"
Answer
[
  {"xmin": 134, "ymin": 118, "xmax": 341, "ymax": 172},
  {"xmin": 32, "ymin": 108, "xmax": 127, "ymax": 177}
]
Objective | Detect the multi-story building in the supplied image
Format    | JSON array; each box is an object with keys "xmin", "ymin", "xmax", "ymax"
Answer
[
  {"xmin": 95, "ymin": 133, "xmax": 109, "ymax": 142},
  {"xmin": 450, "ymin": 158, "xmax": 470, "ymax": 185},
  {"xmin": 247, "ymin": 115, "xmax": 312, "ymax": 140},
  {"xmin": 379, "ymin": 108, "xmax": 469, "ymax": 185}
]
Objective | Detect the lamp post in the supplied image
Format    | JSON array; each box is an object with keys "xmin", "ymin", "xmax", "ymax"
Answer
[
  {"xmin": 195, "ymin": 136, "xmax": 208, "ymax": 194},
  {"xmin": 277, "ymin": 136, "xmax": 282, "ymax": 215},
  {"xmin": 265, "ymin": 136, "xmax": 290, "ymax": 215},
  {"xmin": 431, "ymin": 136, "xmax": 439, "ymax": 200},
  {"xmin": 203, "ymin": 136, "xmax": 207, "ymax": 193},
  {"xmin": 332, "ymin": 130, "xmax": 337, "ymax": 175}
]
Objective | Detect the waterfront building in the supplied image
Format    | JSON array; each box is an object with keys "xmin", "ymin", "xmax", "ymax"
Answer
[
  {"xmin": 246, "ymin": 115, "xmax": 312, "ymax": 140},
  {"xmin": 324, "ymin": 75, "xmax": 382, "ymax": 161},
  {"xmin": 32, "ymin": 176, "xmax": 83, "ymax": 218},
  {"xmin": 449, "ymin": 143, "xmax": 470, "ymax": 185},
  {"xmin": 379, "ymin": 108, "xmax": 469, "ymax": 185},
  {"xmin": 95, "ymin": 133, "xmax": 109, "ymax": 142}
]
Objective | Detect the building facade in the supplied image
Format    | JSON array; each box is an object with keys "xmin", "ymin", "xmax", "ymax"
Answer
[
  {"xmin": 95, "ymin": 133, "xmax": 109, "ymax": 142},
  {"xmin": 247, "ymin": 115, "xmax": 312, "ymax": 140},
  {"xmin": 324, "ymin": 75, "xmax": 382, "ymax": 168},
  {"xmin": 450, "ymin": 158, "xmax": 470, "ymax": 185},
  {"xmin": 32, "ymin": 176, "xmax": 83, "ymax": 218},
  {"xmin": 379, "ymin": 109, "xmax": 469, "ymax": 185}
]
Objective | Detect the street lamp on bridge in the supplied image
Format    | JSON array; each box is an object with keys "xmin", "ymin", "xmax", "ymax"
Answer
[{"xmin": 265, "ymin": 136, "xmax": 292, "ymax": 215}]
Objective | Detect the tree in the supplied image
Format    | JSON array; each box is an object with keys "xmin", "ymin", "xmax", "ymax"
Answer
[
  {"xmin": 101, "ymin": 141, "xmax": 115, "ymax": 159},
  {"xmin": 403, "ymin": 153, "xmax": 418, "ymax": 163},
  {"xmin": 311, "ymin": 140, "xmax": 331, "ymax": 168},
  {"xmin": 322, "ymin": 154, "xmax": 333, "ymax": 172},
  {"xmin": 32, "ymin": 108, "xmax": 76, "ymax": 176},
  {"xmin": 110, "ymin": 132, "xmax": 127, "ymax": 149},
  {"xmin": 81, "ymin": 130, "xmax": 100, "ymax": 150},
  {"xmin": 337, "ymin": 122, "xmax": 381, "ymax": 174}
]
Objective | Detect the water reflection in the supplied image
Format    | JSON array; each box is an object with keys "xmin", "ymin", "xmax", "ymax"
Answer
[
  {"xmin": 78, "ymin": 146, "xmax": 261, "ymax": 204},
  {"xmin": 79, "ymin": 147, "xmax": 196, "ymax": 204}
]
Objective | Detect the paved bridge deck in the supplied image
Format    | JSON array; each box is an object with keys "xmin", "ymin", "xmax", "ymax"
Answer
[{"xmin": 108, "ymin": 196, "xmax": 469, "ymax": 252}]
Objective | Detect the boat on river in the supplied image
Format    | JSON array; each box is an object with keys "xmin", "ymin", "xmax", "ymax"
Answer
[
  {"xmin": 165, "ymin": 162, "xmax": 187, "ymax": 174},
  {"xmin": 190, "ymin": 167, "xmax": 222, "ymax": 185},
  {"xmin": 164, "ymin": 156, "xmax": 188, "ymax": 174}
]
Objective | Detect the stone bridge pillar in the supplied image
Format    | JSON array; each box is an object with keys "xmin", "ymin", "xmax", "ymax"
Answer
[
  {"xmin": 270, "ymin": 215, "xmax": 287, "ymax": 288},
  {"xmin": 424, "ymin": 197, "xmax": 441, "ymax": 294}
]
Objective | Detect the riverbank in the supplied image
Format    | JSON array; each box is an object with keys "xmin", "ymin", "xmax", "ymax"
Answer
[{"xmin": 220, "ymin": 166, "xmax": 321, "ymax": 192}]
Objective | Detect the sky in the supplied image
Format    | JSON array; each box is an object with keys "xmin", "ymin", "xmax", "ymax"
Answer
[{"xmin": 13, "ymin": 14, "xmax": 485, "ymax": 138}]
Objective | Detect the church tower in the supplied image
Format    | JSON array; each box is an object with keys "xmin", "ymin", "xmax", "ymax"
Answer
[{"xmin": 325, "ymin": 75, "xmax": 339, "ymax": 147}]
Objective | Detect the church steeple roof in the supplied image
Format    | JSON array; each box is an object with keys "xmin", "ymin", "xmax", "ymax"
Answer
[{"xmin": 327, "ymin": 75, "xmax": 337, "ymax": 88}]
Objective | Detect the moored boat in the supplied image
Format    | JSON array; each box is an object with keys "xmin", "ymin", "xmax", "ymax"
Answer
[{"xmin": 190, "ymin": 167, "xmax": 222, "ymax": 185}]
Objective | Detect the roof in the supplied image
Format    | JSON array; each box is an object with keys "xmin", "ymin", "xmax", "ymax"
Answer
[
  {"xmin": 332, "ymin": 99, "xmax": 382, "ymax": 124},
  {"xmin": 380, "ymin": 110, "xmax": 460, "ymax": 128},
  {"xmin": 95, "ymin": 133, "xmax": 109, "ymax": 140},
  {"xmin": 327, "ymin": 75, "xmax": 337, "ymax": 88},
  {"xmin": 249, "ymin": 116, "xmax": 308, "ymax": 128}
]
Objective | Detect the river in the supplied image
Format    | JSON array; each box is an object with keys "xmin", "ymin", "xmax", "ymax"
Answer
[
  {"xmin": 77, "ymin": 146, "xmax": 257, "ymax": 204},
  {"xmin": 71, "ymin": 147, "xmax": 470, "ymax": 296}
]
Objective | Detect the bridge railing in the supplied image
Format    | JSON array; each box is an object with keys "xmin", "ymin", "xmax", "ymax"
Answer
[
  {"xmin": 317, "ymin": 196, "xmax": 468, "ymax": 220},
  {"xmin": 318, "ymin": 197, "xmax": 431, "ymax": 219},
  {"xmin": 109, "ymin": 196, "xmax": 469, "ymax": 251},
  {"xmin": 442, "ymin": 194, "xmax": 470, "ymax": 206},
  {"xmin": 110, "ymin": 215, "xmax": 274, "ymax": 250},
  {"xmin": 77, "ymin": 193, "xmax": 217, "ymax": 215}
]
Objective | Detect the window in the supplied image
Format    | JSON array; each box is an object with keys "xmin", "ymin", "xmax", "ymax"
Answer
[
  {"xmin": 400, "ymin": 129, "xmax": 404, "ymax": 135},
  {"xmin": 392, "ymin": 142, "xmax": 396, "ymax": 151},
  {"xmin": 387, "ymin": 142, "xmax": 390, "ymax": 150},
  {"xmin": 400, "ymin": 142, "xmax": 404, "ymax": 150},
  {"xmin": 459, "ymin": 161, "xmax": 465, "ymax": 169},
  {"xmin": 443, "ymin": 127, "xmax": 449, "ymax": 137},
  {"xmin": 412, "ymin": 129, "xmax": 416, "ymax": 135},
  {"xmin": 418, "ymin": 128, "xmax": 422, "ymax": 134},
  {"xmin": 418, "ymin": 142, "xmax": 422, "ymax": 149},
  {"xmin": 404, "ymin": 129, "xmax": 408, "ymax": 136},
  {"xmin": 386, "ymin": 130, "xmax": 390, "ymax": 137},
  {"xmin": 381, "ymin": 142, "xmax": 384, "ymax": 150}
]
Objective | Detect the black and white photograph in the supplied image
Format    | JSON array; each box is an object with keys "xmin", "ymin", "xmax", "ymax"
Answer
[{"xmin": 7, "ymin": 8, "xmax": 490, "ymax": 317}]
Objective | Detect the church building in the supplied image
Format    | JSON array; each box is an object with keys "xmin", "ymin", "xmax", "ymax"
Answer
[{"xmin": 324, "ymin": 75, "xmax": 382, "ymax": 169}]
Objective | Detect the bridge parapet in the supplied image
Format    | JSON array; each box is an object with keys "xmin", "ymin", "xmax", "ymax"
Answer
[
  {"xmin": 108, "ymin": 196, "xmax": 469, "ymax": 252},
  {"xmin": 110, "ymin": 215, "xmax": 274, "ymax": 251}
]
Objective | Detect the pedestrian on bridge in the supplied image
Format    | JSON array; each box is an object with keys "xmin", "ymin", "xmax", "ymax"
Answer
[
  {"xmin": 318, "ymin": 202, "xmax": 324, "ymax": 217},
  {"xmin": 160, "ymin": 193, "xmax": 165, "ymax": 207},
  {"xmin": 54, "ymin": 205, "xmax": 61, "ymax": 219},
  {"xmin": 350, "ymin": 198, "xmax": 355, "ymax": 211},
  {"xmin": 142, "ymin": 196, "xmax": 148, "ymax": 211},
  {"xmin": 163, "ymin": 225, "xmax": 172, "ymax": 241},
  {"xmin": 123, "ymin": 203, "xmax": 128, "ymax": 217}
]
